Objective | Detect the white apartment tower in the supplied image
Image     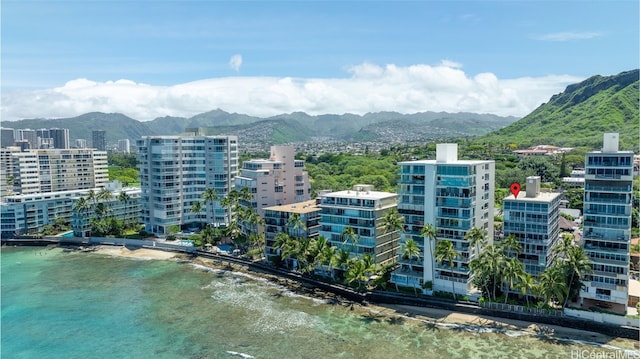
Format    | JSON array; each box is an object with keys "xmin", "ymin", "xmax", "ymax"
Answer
[
  {"xmin": 503, "ymin": 176, "xmax": 561, "ymax": 277},
  {"xmin": 234, "ymin": 146, "xmax": 311, "ymax": 216},
  {"xmin": 390, "ymin": 144, "xmax": 495, "ymax": 297},
  {"xmin": 118, "ymin": 139, "xmax": 131, "ymax": 154},
  {"xmin": 136, "ymin": 135, "xmax": 239, "ymax": 235},
  {"xmin": 581, "ymin": 133, "xmax": 634, "ymax": 314},
  {"xmin": 0, "ymin": 147, "xmax": 108, "ymax": 195}
]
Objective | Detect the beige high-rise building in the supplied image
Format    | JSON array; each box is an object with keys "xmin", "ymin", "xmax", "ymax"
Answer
[{"xmin": 235, "ymin": 146, "xmax": 311, "ymax": 216}]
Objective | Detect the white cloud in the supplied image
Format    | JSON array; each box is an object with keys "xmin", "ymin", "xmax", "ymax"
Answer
[
  {"xmin": 229, "ymin": 54, "xmax": 243, "ymax": 72},
  {"xmin": 0, "ymin": 62, "xmax": 583, "ymax": 122},
  {"xmin": 534, "ymin": 31, "xmax": 602, "ymax": 42}
]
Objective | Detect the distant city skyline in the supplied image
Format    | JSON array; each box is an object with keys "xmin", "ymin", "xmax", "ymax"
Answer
[{"xmin": 2, "ymin": 1, "xmax": 638, "ymax": 121}]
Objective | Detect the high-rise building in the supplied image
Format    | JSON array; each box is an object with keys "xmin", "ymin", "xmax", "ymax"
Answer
[
  {"xmin": 136, "ymin": 135, "xmax": 239, "ymax": 235},
  {"xmin": 390, "ymin": 143, "xmax": 495, "ymax": 298},
  {"xmin": 15, "ymin": 129, "xmax": 37, "ymax": 149},
  {"xmin": 49, "ymin": 128, "xmax": 70, "ymax": 149},
  {"xmin": 503, "ymin": 176, "xmax": 561, "ymax": 277},
  {"xmin": 1, "ymin": 147, "xmax": 108, "ymax": 195},
  {"xmin": 1, "ymin": 128, "xmax": 15, "ymax": 148},
  {"xmin": 318, "ymin": 184, "xmax": 400, "ymax": 265},
  {"xmin": 581, "ymin": 133, "xmax": 634, "ymax": 314},
  {"xmin": 0, "ymin": 147, "xmax": 19, "ymax": 197},
  {"xmin": 92, "ymin": 130, "xmax": 106, "ymax": 151},
  {"xmin": 234, "ymin": 146, "xmax": 311, "ymax": 217},
  {"xmin": 118, "ymin": 139, "xmax": 130, "ymax": 153},
  {"xmin": 75, "ymin": 139, "xmax": 88, "ymax": 149}
]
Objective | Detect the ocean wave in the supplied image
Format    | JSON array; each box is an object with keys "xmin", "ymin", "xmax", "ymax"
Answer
[{"xmin": 226, "ymin": 350, "xmax": 255, "ymax": 358}]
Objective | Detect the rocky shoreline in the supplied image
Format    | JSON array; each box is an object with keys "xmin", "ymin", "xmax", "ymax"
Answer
[{"xmin": 86, "ymin": 245, "xmax": 640, "ymax": 352}]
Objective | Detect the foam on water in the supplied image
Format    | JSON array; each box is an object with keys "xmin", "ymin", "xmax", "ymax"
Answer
[
  {"xmin": 204, "ymin": 274, "xmax": 322, "ymax": 333},
  {"xmin": 226, "ymin": 350, "xmax": 255, "ymax": 358}
]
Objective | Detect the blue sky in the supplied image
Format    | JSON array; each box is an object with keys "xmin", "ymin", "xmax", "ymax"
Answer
[{"xmin": 2, "ymin": 1, "xmax": 638, "ymax": 121}]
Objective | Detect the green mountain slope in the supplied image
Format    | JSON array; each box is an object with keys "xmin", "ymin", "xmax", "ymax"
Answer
[
  {"xmin": 7, "ymin": 112, "xmax": 157, "ymax": 144},
  {"xmin": 479, "ymin": 69, "xmax": 639, "ymax": 150}
]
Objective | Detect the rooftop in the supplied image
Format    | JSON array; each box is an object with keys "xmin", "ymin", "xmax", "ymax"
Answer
[
  {"xmin": 325, "ymin": 189, "xmax": 397, "ymax": 200},
  {"xmin": 504, "ymin": 191, "xmax": 561, "ymax": 202},
  {"xmin": 263, "ymin": 200, "xmax": 320, "ymax": 214}
]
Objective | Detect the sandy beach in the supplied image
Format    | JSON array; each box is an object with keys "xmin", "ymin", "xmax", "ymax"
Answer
[
  {"xmin": 93, "ymin": 245, "xmax": 181, "ymax": 260},
  {"xmin": 89, "ymin": 245, "xmax": 640, "ymax": 351}
]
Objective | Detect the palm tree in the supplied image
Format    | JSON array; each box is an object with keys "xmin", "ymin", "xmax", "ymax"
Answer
[
  {"xmin": 72, "ymin": 196, "xmax": 92, "ymax": 237},
  {"xmin": 399, "ymin": 238, "xmax": 421, "ymax": 294},
  {"xmin": 500, "ymin": 234, "xmax": 522, "ymax": 258},
  {"xmin": 434, "ymin": 239, "xmax": 459, "ymax": 300},
  {"xmin": 539, "ymin": 265, "xmax": 567, "ymax": 307},
  {"xmin": 502, "ymin": 258, "xmax": 524, "ymax": 303},
  {"xmin": 85, "ymin": 189, "xmax": 97, "ymax": 207},
  {"xmin": 286, "ymin": 213, "xmax": 306, "ymax": 238},
  {"xmin": 380, "ymin": 208, "xmax": 404, "ymax": 235},
  {"xmin": 553, "ymin": 233, "xmax": 575, "ymax": 258},
  {"xmin": 190, "ymin": 200, "xmax": 204, "ymax": 227},
  {"xmin": 465, "ymin": 227, "xmax": 487, "ymax": 257},
  {"xmin": 273, "ymin": 232, "xmax": 291, "ymax": 259},
  {"xmin": 517, "ymin": 272, "xmax": 535, "ymax": 307},
  {"xmin": 421, "ymin": 224, "xmax": 437, "ymax": 283},
  {"xmin": 117, "ymin": 191, "xmax": 131, "ymax": 204},
  {"xmin": 341, "ymin": 226, "xmax": 359, "ymax": 252},
  {"xmin": 201, "ymin": 188, "xmax": 218, "ymax": 226},
  {"xmin": 561, "ymin": 246, "xmax": 592, "ymax": 308},
  {"xmin": 332, "ymin": 247, "xmax": 352, "ymax": 278},
  {"xmin": 399, "ymin": 238, "xmax": 421, "ymax": 269},
  {"xmin": 97, "ymin": 187, "xmax": 113, "ymax": 211}
]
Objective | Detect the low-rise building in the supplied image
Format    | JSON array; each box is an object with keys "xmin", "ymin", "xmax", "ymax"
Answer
[
  {"xmin": 1, "ymin": 181, "xmax": 140, "ymax": 238},
  {"xmin": 263, "ymin": 199, "xmax": 321, "ymax": 262}
]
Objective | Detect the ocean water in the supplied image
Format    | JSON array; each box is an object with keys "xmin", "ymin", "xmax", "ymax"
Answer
[{"xmin": 2, "ymin": 247, "xmax": 637, "ymax": 359}]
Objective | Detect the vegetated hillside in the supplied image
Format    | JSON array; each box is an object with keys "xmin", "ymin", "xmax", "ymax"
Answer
[
  {"xmin": 6, "ymin": 112, "xmax": 157, "ymax": 144},
  {"xmin": 354, "ymin": 112, "xmax": 515, "ymax": 143},
  {"xmin": 199, "ymin": 119, "xmax": 314, "ymax": 144},
  {"xmin": 478, "ymin": 69, "xmax": 639, "ymax": 151},
  {"xmin": 4, "ymin": 109, "xmax": 518, "ymax": 146}
]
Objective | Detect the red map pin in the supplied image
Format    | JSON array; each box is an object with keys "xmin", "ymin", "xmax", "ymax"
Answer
[{"xmin": 510, "ymin": 182, "xmax": 521, "ymax": 198}]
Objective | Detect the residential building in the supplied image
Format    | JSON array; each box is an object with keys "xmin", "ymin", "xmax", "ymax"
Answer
[
  {"xmin": 263, "ymin": 199, "xmax": 321, "ymax": 262},
  {"xmin": 390, "ymin": 143, "xmax": 495, "ymax": 297},
  {"xmin": 75, "ymin": 139, "xmax": 87, "ymax": 149},
  {"xmin": 562, "ymin": 170, "xmax": 585, "ymax": 188},
  {"xmin": 235, "ymin": 146, "xmax": 311, "ymax": 216},
  {"xmin": 72, "ymin": 181, "xmax": 141, "ymax": 238},
  {"xmin": 581, "ymin": 133, "xmax": 634, "ymax": 314},
  {"xmin": 503, "ymin": 176, "xmax": 561, "ymax": 277},
  {"xmin": 318, "ymin": 184, "xmax": 400, "ymax": 265},
  {"xmin": 1, "ymin": 127, "xmax": 15, "ymax": 148},
  {"xmin": 136, "ymin": 135, "xmax": 238, "ymax": 235},
  {"xmin": 92, "ymin": 130, "xmax": 106, "ymax": 151},
  {"xmin": 0, "ymin": 147, "xmax": 108, "ymax": 195},
  {"xmin": 118, "ymin": 139, "xmax": 130, "ymax": 154},
  {"xmin": 0, "ymin": 181, "xmax": 140, "ymax": 238},
  {"xmin": 0, "ymin": 147, "xmax": 18, "ymax": 198},
  {"xmin": 49, "ymin": 128, "xmax": 70, "ymax": 149},
  {"xmin": 15, "ymin": 129, "xmax": 37, "ymax": 149}
]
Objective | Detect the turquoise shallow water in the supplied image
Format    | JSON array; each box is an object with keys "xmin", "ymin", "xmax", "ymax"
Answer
[{"xmin": 2, "ymin": 247, "xmax": 637, "ymax": 359}]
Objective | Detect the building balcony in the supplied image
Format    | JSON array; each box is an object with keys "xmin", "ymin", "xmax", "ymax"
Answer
[
  {"xmin": 584, "ymin": 184, "xmax": 632, "ymax": 193},
  {"xmin": 584, "ymin": 245, "xmax": 628, "ymax": 255},
  {"xmin": 594, "ymin": 293, "xmax": 611, "ymax": 301},
  {"xmin": 434, "ymin": 274, "xmax": 468, "ymax": 283},
  {"xmin": 590, "ymin": 281, "xmax": 617, "ymax": 290}
]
